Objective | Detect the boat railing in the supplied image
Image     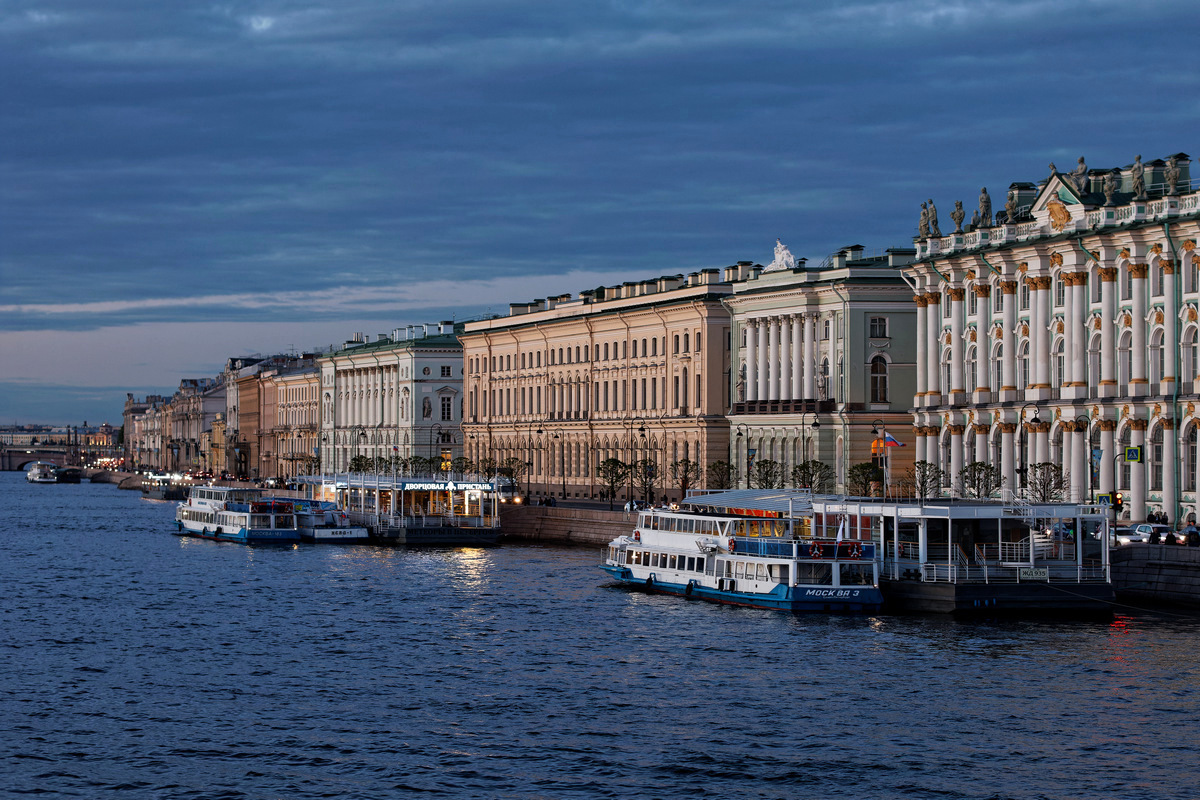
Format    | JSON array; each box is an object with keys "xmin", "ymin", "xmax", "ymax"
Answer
[
  {"xmin": 366, "ymin": 512, "xmax": 498, "ymax": 529},
  {"xmin": 731, "ymin": 536, "xmax": 876, "ymax": 561}
]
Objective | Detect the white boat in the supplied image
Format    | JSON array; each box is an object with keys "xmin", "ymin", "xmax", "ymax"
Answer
[
  {"xmin": 174, "ymin": 485, "xmax": 300, "ymax": 544},
  {"xmin": 601, "ymin": 490, "xmax": 883, "ymax": 613},
  {"xmin": 279, "ymin": 498, "xmax": 370, "ymax": 543},
  {"xmin": 26, "ymin": 463, "xmax": 57, "ymax": 484}
]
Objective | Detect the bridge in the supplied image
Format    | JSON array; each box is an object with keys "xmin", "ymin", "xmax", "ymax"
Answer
[{"xmin": 0, "ymin": 446, "xmax": 71, "ymax": 471}]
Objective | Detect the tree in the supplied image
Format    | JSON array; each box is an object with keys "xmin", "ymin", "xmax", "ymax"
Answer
[
  {"xmin": 407, "ymin": 455, "xmax": 434, "ymax": 476},
  {"xmin": 669, "ymin": 458, "xmax": 701, "ymax": 500},
  {"xmin": 898, "ymin": 460, "xmax": 943, "ymax": 499},
  {"xmin": 791, "ymin": 460, "xmax": 834, "ymax": 492},
  {"xmin": 349, "ymin": 454, "xmax": 372, "ymax": 473},
  {"xmin": 750, "ymin": 459, "xmax": 783, "ymax": 489},
  {"xmin": 598, "ymin": 458, "xmax": 630, "ymax": 510},
  {"xmin": 957, "ymin": 461, "xmax": 1003, "ymax": 499},
  {"xmin": 1027, "ymin": 462, "xmax": 1069, "ymax": 502},
  {"xmin": 450, "ymin": 456, "xmax": 472, "ymax": 477},
  {"xmin": 475, "ymin": 456, "xmax": 499, "ymax": 477},
  {"xmin": 500, "ymin": 456, "xmax": 528, "ymax": 494},
  {"xmin": 633, "ymin": 458, "xmax": 659, "ymax": 504},
  {"xmin": 706, "ymin": 460, "xmax": 737, "ymax": 490},
  {"xmin": 847, "ymin": 462, "xmax": 883, "ymax": 496}
]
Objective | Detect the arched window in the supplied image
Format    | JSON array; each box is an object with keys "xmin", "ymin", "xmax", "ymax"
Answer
[
  {"xmin": 1019, "ymin": 340, "xmax": 1030, "ymax": 390},
  {"xmin": 673, "ymin": 335, "xmax": 679, "ymax": 354},
  {"xmin": 941, "ymin": 347, "xmax": 951, "ymax": 396},
  {"xmin": 870, "ymin": 356, "xmax": 888, "ymax": 403},
  {"xmin": 1118, "ymin": 330, "xmax": 1132, "ymax": 393},
  {"xmin": 1149, "ymin": 328, "xmax": 1165, "ymax": 385},
  {"xmin": 821, "ymin": 358, "xmax": 830, "ymax": 400},
  {"xmin": 1119, "ymin": 427, "xmax": 1131, "ymax": 494},
  {"xmin": 1185, "ymin": 327, "xmax": 1199, "ymax": 394},
  {"xmin": 992, "ymin": 341, "xmax": 1003, "ymax": 392},
  {"xmin": 1150, "ymin": 425, "xmax": 1164, "ymax": 491},
  {"xmin": 1088, "ymin": 333, "xmax": 1101, "ymax": 393},
  {"xmin": 1188, "ymin": 423, "xmax": 1199, "ymax": 493},
  {"xmin": 965, "ymin": 346, "xmax": 977, "ymax": 393},
  {"xmin": 683, "ymin": 332, "xmax": 690, "ymax": 352},
  {"xmin": 642, "ymin": 338, "xmax": 648, "ymax": 356},
  {"xmin": 1053, "ymin": 337, "xmax": 1066, "ymax": 387}
]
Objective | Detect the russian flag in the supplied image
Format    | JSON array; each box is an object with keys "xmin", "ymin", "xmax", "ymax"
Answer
[{"xmin": 883, "ymin": 432, "xmax": 905, "ymax": 447}]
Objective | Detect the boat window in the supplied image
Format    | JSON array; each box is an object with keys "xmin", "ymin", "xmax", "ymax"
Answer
[
  {"xmin": 839, "ymin": 563, "xmax": 873, "ymax": 586},
  {"xmin": 686, "ymin": 556, "xmax": 695, "ymax": 571},
  {"xmin": 668, "ymin": 554, "xmax": 677, "ymax": 569},
  {"xmin": 697, "ymin": 557, "xmax": 706, "ymax": 573},
  {"xmin": 734, "ymin": 562, "xmax": 744, "ymax": 578},
  {"xmin": 795, "ymin": 563, "xmax": 834, "ymax": 585},
  {"xmin": 769, "ymin": 564, "xmax": 789, "ymax": 583},
  {"xmin": 757, "ymin": 564, "xmax": 768, "ymax": 580}
]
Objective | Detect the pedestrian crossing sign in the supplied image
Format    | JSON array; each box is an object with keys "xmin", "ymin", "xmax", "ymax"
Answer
[{"xmin": 1124, "ymin": 446, "xmax": 1143, "ymax": 463}]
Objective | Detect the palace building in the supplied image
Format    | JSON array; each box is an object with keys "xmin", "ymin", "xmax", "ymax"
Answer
[{"xmin": 906, "ymin": 153, "xmax": 1200, "ymax": 523}]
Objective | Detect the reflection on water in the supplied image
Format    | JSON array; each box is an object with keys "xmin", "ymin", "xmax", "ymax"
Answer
[{"xmin": 1, "ymin": 473, "xmax": 1198, "ymax": 800}]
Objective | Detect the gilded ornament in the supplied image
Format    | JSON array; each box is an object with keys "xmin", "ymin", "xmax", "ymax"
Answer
[
  {"xmin": 966, "ymin": 269, "xmax": 976, "ymax": 280},
  {"xmin": 1018, "ymin": 262, "xmax": 1028, "ymax": 273},
  {"xmin": 1189, "ymin": 402, "xmax": 1196, "ymax": 416},
  {"xmin": 1121, "ymin": 312, "xmax": 1131, "ymax": 327},
  {"xmin": 1184, "ymin": 240, "xmax": 1196, "ymax": 252},
  {"xmin": 1055, "ymin": 320, "xmax": 1064, "ymax": 334},
  {"xmin": 1119, "ymin": 247, "xmax": 1130, "ymax": 259},
  {"xmin": 1155, "ymin": 310, "xmax": 1164, "ymax": 324},
  {"xmin": 1122, "ymin": 405, "xmax": 1130, "ymax": 418},
  {"xmin": 1020, "ymin": 322, "xmax": 1029, "ymax": 336},
  {"xmin": 969, "ymin": 329, "xmax": 977, "ymax": 342},
  {"xmin": 1048, "ymin": 200, "xmax": 1071, "ymax": 232},
  {"xmin": 1151, "ymin": 243, "xmax": 1163, "ymax": 255},
  {"xmin": 1189, "ymin": 308, "xmax": 1198, "ymax": 323},
  {"xmin": 1092, "ymin": 405, "xmax": 1100, "ymax": 417},
  {"xmin": 1093, "ymin": 316, "xmax": 1102, "ymax": 330},
  {"xmin": 1050, "ymin": 251, "xmax": 1064, "ymax": 267},
  {"xmin": 995, "ymin": 326, "xmax": 1004, "ymax": 340}
]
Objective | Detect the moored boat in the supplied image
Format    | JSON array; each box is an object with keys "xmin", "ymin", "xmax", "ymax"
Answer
[
  {"xmin": 601, "ymin": 490, "xmax": 883, "ymax": 613},
  {"xmin": 277, "ymin": 498, "xmax": 370, "ymax": 543},
  {"xmin": 174, "ymin": 485, "xmax": 300, "ymax": 544},
  {"xmin": 26, "ymin": 463, "xmax": 57, "ymax": 483}
]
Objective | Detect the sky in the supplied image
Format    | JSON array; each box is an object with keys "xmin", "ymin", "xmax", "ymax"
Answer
[{"xmin": 3, "ymin": 0, "xmax": 1199, "ymax": 425}]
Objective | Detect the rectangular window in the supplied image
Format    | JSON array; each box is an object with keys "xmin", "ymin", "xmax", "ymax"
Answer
[
  {"xmin": 869, "ymin": 317, "xmax": 888, "ymax": 338},
  {"xmin": 441, "ymin": 365, "xmax": 451, "ymax": 377}
]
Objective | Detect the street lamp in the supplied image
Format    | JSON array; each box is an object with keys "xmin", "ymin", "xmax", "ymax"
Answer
[
  {"xmin": 1018, "ymin": 404, "xmax": 1041, "ymax": 488},
  {"xmin": 626, "ymin": 416, "xmax": 646, "ymax": 503},
  {"xmin": 352, "ymin": 424, "xmax": 366, "ymax": 472},
  {"xmin": 735, "ymin": 423, "xmax": 748, "ymax": 488},
  {"xmin": 800, "ymin": 409, "xmax": 821, "ymax": 464},
  {"xmin": 549, "ymin": 428, "xmax": 566, "ymax": 499}
]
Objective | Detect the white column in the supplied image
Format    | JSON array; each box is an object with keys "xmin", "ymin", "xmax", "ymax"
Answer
[
  {"xmin": 1099, "ymin": 268, "xmax": 1117, "ymax": 396},
  {"xmin": 1034, "ymin": 423, "xmax": 1049, "ymax": 466},
  {"xmin": 1063, "ymin": 275, "xmax": 1076, "ymax": 388},
  {"xmin": 949, "ymin": 425, "xmax": 964, "ymax": 496},
  {"xmin": 1099, "ymin": 422, "xmax": 1115, "ymax": 496},
  {"xmin": 1071, "ymin": 422, "xmax": 1088, "ymax": 502},
  {"xmin": 1034, "ymin": 276, "xmax": 1051, "ymax": 389},
  {"xmin": 1163, "ymin": 262, "xmax": 1178, "ymax": 393},
  {"xmin": 790, "ymin": 314, "xmax": 803, "ymax": 400},
  {"xmin": 926, "ymin": 295, "xmax": 942, "ymax": 399},
  {"xmin": 975, "ymin": 286, "xmax": 991, "ymax": 394},
  {"xmin": 767, "ymin": 317, "xmax": 780, "ymax": 401},
  {"xmin": 757, "ymin": 319, "xmax": 769, "ymax": 401},
  {"xmin": 974, "ymin": 424, "xmax": 988, "ymax": 468},
  {"xmin": 1164, "ymin": 419, "xmax": 1177, "ymax": 523},
  {"xmin": 949, "ymin": 288, "xmax": 965, "ymax": 396},
  {"xmin": 1069, "ymin": 273, "xmax": 1087, "ymax": 389},
  {"xmin": 1131, "ymin": 264, "xmax": 1148, "ymax": 394},
  {"xmin": 915, "ymin": 296, "xmax": 928, "ymax": 400},
  {"xmin": 1001, "ymin": 281, "xmax": 1018, "ymax": 395},
  {"xmin": 780, "ymin": 316, "xmax": 793, "ymax": 401},
  {"xmin": 1130, "ymin": 422, "xmax": 1147, "ymax": 521},
  {"xmin": 803, "ymin": 314, "xmax": 817, "ymax": 399},
  {"xmin": 745, "ymin": 320, "xmax": 757, "ymax": 402},
  {"xmin": 1000, "ymin": 423, "xmax": 1016, "ymax": 494}
]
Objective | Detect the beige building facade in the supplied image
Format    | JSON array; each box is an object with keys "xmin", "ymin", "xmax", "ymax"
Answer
[{"xmin": 460, "ymin": 270, "xmax": 734, "ymax": 502}]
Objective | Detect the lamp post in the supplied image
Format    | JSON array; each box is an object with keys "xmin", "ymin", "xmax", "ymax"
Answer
[
  {"xmin": 1018, "ymin": 404, "xmax": 1041, "ymax": 489},
  {"xmin": 735, "ymin": 423, "xmax": 747, "ymax": 488},
  {"xmin": 871, "ymin": 418, "xmax": 886, "ymax": 498},
  {"xmin": 352, "ymin": 424, "xmax": 366, "ymax": 472},
  {"xmin": 626, "ymin": 416, "xmax": 646, "ymax": 503},
  {"xmin": 549, "ymin": 428, "xmax": 566, "ymax": 499},
  {"xmin": 800, "ymin": 409, "xmax": 821, "ymax": 464}
]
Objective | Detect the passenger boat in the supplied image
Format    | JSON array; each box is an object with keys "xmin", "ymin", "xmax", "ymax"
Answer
[
  {"xmin": 601, "ymin": 489, "xmax": 883, "ymax": 613},
  {"xmin": 174, "ymin": 485, "xmax": 300, "ymax": 544},
  {"xmin": 281, "ymin": 498, "xmax": 370, "ymax": 543},
  {"xmin": 26, "ymin": 463, "xmax": 57, "ymax": 483}
]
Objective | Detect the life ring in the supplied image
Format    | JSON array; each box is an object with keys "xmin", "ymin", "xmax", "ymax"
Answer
[
  {"xmin": 728, "ymin": 538, "xmax": 736, "ymax": 553},
  {"xmin": 633, "ymin": 530, "xmax": 640, "ymax": 542},
  {"xmin": 849, "ymin": 542, "xmax": 863, "ymax": 559},
  {"xmin": 809, "ymin": 541, "xmax": 822, "ymax": 559}
]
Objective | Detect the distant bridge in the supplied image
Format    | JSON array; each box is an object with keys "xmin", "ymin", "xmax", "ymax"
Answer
[{"xmin": 0, "ymin": 446, "xmax": 70, "ymax": 471}]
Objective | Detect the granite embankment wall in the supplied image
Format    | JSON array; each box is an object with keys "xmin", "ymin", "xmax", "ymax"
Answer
[
  {"xmin": 1112, "ymin": 545, "xmax": 1200, "ymax": 609},
  {"xmin": 499, "ymin": 506, "xmax": 630, "ymax": 547}
]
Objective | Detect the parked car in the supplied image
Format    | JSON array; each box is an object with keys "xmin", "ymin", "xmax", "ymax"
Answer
[{"xmin": 1113, "ymin": 523, "xmax": 1171, "ymax": 546}]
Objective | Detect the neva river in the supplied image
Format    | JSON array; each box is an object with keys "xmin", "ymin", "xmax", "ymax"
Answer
[{"xmin": 2, "ymin": 474, "xmax": 1197, "ymax": 800}]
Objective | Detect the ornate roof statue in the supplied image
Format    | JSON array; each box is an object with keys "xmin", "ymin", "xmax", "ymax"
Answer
[
  {"xmin": 927, "ymin": 199, "xmax": 941, "ymax": 238},
  {"xmin": 1166, "ymin": 156, "xmax": 1181, "ymax": 196},
  {"xmin": 1070, "ymin": 156, "xmax": 1089, "ymax": 194},
  {"xmin": 978, "ymin": 187, "xmax": 992, "ymax": 228},
  {"xmin": 1005, "ymin": 189, "xmax": 1018, "ymax": 223},
  {"xmin": 919, "ymin": 202, "xmax": 930, "ymax": 238},
  {"xmin": 765, "ymin": 238, "xmax": 797, "ymax": 272},
  {"xmin": 1103, "ymin": 170, "xmax": 1119, "ymax": 206},
  {"xmin": 1131, "ymin": 155, "xmax": 1146, "ymax": 200},
  {"xmin": 951, "ymin": 200, "xmax": 965, "ymax": 234}
]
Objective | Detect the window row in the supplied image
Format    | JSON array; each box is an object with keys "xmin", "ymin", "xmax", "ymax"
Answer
[{"xmin": 470, "ymin": 332, "xmax": 703, "ymax": 374}]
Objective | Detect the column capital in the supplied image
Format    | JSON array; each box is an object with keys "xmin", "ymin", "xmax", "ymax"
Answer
[
  {"xmin": 1098, "ymin": 267, "xmax": 1119, "ymax": 282},
  {"xmin": 1098, "ymin": 419, "xmax": 1117, "ymax": 431},
  {"xmin": 971, "ymin": 423, "xmax": 990, "ymax": 435},
  {"xmin": 948, "ymin": 424, "xmax": 966, "ymax": 435},
  {"xmin": 1129, "ymin": 264, "xmax": 1148, "ymax": 278},
  {"xmin": 1000, "ymin": 280, "xmax": 1018, "ymax": 294},
  {"xmin": 914, "ymin": 294, "xmax": 929, "ymax": 307},
  {"xmin": 1161, "ymin": 260, "xmax": 1176, "ymax": 274},
  {"xmin": 1161, "ymin": 417, "xmax": 1175, "ymax": 430},
  {"xmin": 925, "ymin": 293, "xmax": 941, "ymax": 305},
  {"xmin": 998, "ymin": 423, "xmax": 1018, "ymax": 434},
  {"xmin": 947, "ymin": 287, "xmax": 967, "ymax": 301},
  {"xmin": 973, "ymin": 284, "xmax": 992, "ymax": 297},
  {"xmin": 1129, "ymin": 419, "xmax": 1148, "ymax": 431}
]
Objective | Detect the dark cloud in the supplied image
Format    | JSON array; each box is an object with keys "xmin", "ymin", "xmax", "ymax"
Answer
[{"xmin": 2, "ymin": 0, "xmax": 1198, "ymax": 419}]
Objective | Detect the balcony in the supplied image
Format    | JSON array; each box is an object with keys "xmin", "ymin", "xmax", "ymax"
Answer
[{"xmin": 730, "ymin": 399, "xmax": 835, "ymax": 416}]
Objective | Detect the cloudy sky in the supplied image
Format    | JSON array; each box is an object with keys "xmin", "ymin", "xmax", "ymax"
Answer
[{"xmin": 3, "ymin": 0, "xmax": 1197, "ymax": 425}]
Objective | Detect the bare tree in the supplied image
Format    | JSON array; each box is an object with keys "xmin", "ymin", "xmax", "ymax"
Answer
[
  {"xmin": 633, "ymin": 458, "xmax": 659, "ymax": 504},
  {"xmin": 897, "ymin": 460, "xmax": 944, "ymax": 499},
  {"xmin": 1027, "ymin": 462, "xmax": 1069, "ymax": 502},
  {"xmin": 706, "ymin": 460, "xmax": 737, "ymax": 490},
  {"xmin": 791, "ymin": 460, "xmax": 833, "ymax": 492},
  {"xmin": 597, "ymin": 458, "xmax": 630, "ymax": 510},
  {"xmin": 750, "ymin": 459, "xmax": 783, "ymax": 489},
  {"xmin": 956, "ymin": 461, "xmax": 1003, "ymax": 499},
  {"xmin": 500, "ymin": 456, "xmax": 528, "ymax": 494},
  {"xmin": 669, "ymin": 458, "xmax": 701, "ymax": 500},
  {"xmin": 847, "ymin": 462, "xmax": 883, "ymax": 496}
]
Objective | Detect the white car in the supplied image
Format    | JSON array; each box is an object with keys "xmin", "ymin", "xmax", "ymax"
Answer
[{"xmin": 1113, "ymin": 523, "xmax": 1170, "ymax": 545}]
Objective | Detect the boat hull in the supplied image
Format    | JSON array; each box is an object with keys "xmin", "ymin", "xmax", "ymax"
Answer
[
  {"xmin": 299, "ymin": 526, "xmax": 371, "ymax": 543},
  {"xmin": 601, "ymin": 565, "xmax": 883, "ymax": 613},
  {"xmin": 174, "ymin": 522, "xmax": 301, "ymax": 544},
  {"xmin": 880, "ymin": 578, "xmax": 1114, "ymax": 617}
]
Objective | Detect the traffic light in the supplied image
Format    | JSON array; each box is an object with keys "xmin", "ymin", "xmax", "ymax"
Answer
[{"xmin": 1114, "ymin": 492, "xmax": 1124, "ymax": 511}]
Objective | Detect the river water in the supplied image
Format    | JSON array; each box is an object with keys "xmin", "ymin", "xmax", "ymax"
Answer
[{"xmin": 1, "ymin": 473, "xmax": 1197, "ymax": 800}]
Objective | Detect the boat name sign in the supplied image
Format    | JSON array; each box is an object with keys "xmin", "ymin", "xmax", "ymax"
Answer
[
  {"xmin": 801, "ymin": 589, "xmax": 865, "ymax": 599},
  {"xmin": 1018, "ymin": 567, "xmax": 1050, "ymax": 581}
]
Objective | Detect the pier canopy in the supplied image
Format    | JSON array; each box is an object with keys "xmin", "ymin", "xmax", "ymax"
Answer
[{"xmin": 685, "ymin": 489, "xmax": 814, "ymax": 516}]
